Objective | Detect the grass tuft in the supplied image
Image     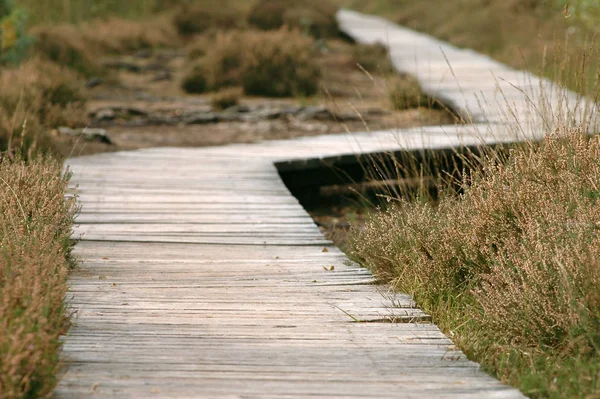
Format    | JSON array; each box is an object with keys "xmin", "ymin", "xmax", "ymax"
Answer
[
  {"xmin": 211, "ymin": 87, "xmax": 242, "ymax": 110},
  {"xmin": 387, "ymin": 76, "xmax": 431, "ymax": 110},
  {"xmin": 182, "ymin": 29, "xmax": 321, "ymax": 97},
  {"xmin": 31, "ymin": 24, "xmax": 100, "ymax": 77},
  {"xmin": 0, "ymin": 155, "xmax": 77, "ymax": 398},
  {"xmin": 351, "ymin": 42, "xmax": 394, "ymax": 75},
  {"xmin": 173, "ymin": 2, "xmax": 242, "ymax": 36},
  {"xmin": 248, "ymin": 0, "xmax": 340, "ymax": 39},
  {"xmin": 0, "ymin": 58, "xmax": 88, "ymax": 155}
]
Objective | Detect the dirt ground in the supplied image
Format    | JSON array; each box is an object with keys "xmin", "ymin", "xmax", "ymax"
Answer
[{"xmin": 56, "ymin": 39, "xmax": 455, "ymax": 157}]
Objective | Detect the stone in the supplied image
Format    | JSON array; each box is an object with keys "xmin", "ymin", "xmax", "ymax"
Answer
[
  {"xmin": 57, "ymin": 127, "xmax": 113, "ymax": 144},
  {"xmin": 184, "ymin": 113, "xmax": 220, "ymax": 125},
  {"xmin": 86, "ymin": 77, "xmax": 104, "ymax": 88}
]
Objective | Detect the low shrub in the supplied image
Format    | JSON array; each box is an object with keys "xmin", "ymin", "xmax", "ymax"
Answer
[
  {"xmin": 240, "ymin": 29, "xmax": 320, "ymax": 97},
  {"xmin": 186, "ymin": 34, "xmax": 212, "ymax": 60},
  {"xmin": 182, "ymin": 29, "xmax": 321, "ymax": 97},
  {"xmin": 248, "ymin": 0, "xmax": 339, "ymax": 38},
  {"xmin": 82, "ymin": 16, "xmax": 180, "ymax": 53},
  {"xmin": 33, "ymin": 16, "xmax": 179, "ymax": 76},
  {"xmin": 0, "ymin": 155, "xmax": 77, "ymax": 398},
  {"xmin": 181, "ymin": 64, "xmax": 208, "ymax": 93},
  {"xmin": 388, "ymin": 76, "xmax": 430, "ymax": 110},
  {"xmin": 352, "ymin": 42, "xmax": 394, "ymax": 74},
  {"xmin": 211, "ymin": 87, "xmax": 242, "ymax": 110},
  {"xmin": 350, "ymin": 127, "xmax": 600, "ymax": 397},
  {"xmin": 173, "ymin": 2, "xmax": 241, "ymax": 36},
  {"xmin": 0, "ymin": 58, "xmax": 88, "ymax": 154}
]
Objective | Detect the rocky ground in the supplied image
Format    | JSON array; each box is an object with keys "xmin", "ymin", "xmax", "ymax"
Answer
[{"xmin": 53, "ymin": 40, "xmax": 454, "ymax": 157}]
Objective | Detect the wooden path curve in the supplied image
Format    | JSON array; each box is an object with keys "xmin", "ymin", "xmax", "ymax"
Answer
[{"xmin": 52, "ymin": 8, "xmax": 589, "ymax": 398}]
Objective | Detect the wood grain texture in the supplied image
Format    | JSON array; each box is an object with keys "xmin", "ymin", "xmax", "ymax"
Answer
[
  {"xmin": 50, "ymin": 10, "xmax": 546, "ymax": 399},
  {"xmin": 57, "ymin": 151, "xmax": 524, "ymax": 398}
]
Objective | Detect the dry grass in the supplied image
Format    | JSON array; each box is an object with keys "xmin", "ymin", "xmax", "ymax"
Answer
[
  {"xmin": 211, "ymin": 87, "xmax": 242, "ymax": 110},
  {"xmin": 31, "ymin": 24, "xmax": 100, "ymax": 77},
  {"xmin": 248, "ymin": 0, "xmax": 339, "ymax": 39},
  {"xmin": 351, "ymin": 43, "xmax": 394, "ymax": 75},
  {"xmin": 81, "ymin": 15, "xmax": 180, "ymax": 54},
  {"xmin": 387, "ymin": 76, "xmax": 431, "ymax": 110},
  {"xmin": 0, "ymin": 155, "xmax": 77, "ymax": 398},
  {"xmin": 32, "ymin": 15, "xmax": 180, "ymax": 73},
  {"xmin": 350, "ymin": 128, "xmax": 600, "ymax": 397},
  {"xmin": 182, "ymin": 28, "xmax": 321, "ymax": 97},
  {"xmin": 173, "ymin": 2, "xmax": 243, "ymax": 36},
  {"xmin": 0, "ymin": 58, "xmax": 88, "ymax": 156}
]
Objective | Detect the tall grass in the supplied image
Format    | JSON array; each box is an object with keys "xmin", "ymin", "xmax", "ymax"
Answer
[
  {"xmin": 0, "ymin": 58, "xmax": 88, "ymax": 155},
  {"xmin": 350, "ymin": 128, "xmax": 600, "ymax": 397},
  {"xmin": 0, "ymin": 154, "xmax": 77, "ymax": 398}
]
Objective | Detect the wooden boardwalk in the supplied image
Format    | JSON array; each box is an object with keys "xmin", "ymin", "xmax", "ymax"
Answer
[
  {"xmin": 337, "ymin": 10, "xmax": 594, "ymax": 133},
  {"xmin": 51, "ymin": 9, "xmax": 591, "ymax": 398}
]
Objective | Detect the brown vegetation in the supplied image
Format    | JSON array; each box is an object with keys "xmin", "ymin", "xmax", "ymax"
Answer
[
  {"xmin": 173, "ymin": 2, "xmax": 242, "ymax": 36},
  {"xmin": 248, "ymin": 0, "xmax": 340, "ymax": 38},
  {"xmin": 31, "ymin": 24, "xmax": 100, "ymax": 77},
  {"xmin": 350, "ymin": 128, "xmax": 600, "ymax": 397},
  {"xmin": 182, "ymin": 29, "xmax": 321, "ymax": 97},
  {"xmin": 0, "ymin": 59, "xmax": 88, "ymax": 155},
  {"xmin": 387, "ymin": 76, "xmax": 430, "ymax": 110},
  {"xmin": 211, "ymin": 87, "xmax": 242, "ymax": 110},
  {"xmin": 81, "ymin": 16, "xmax": 180, "ymax": 53},
  {"xmin": 351, "ymin": 42, "xmax": 394, "ymax": 75},
  {"xmin": 0, "ymin": 155, "xmax": 77, "ymax": 398},
  {"xmin": 32, "ymin": 15, "xmax": 179, "ymax": 77}
]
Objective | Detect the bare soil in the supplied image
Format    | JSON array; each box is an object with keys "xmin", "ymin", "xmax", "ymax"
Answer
[{"xmin": 56, "ymin": 39, "xmax": 454, "ymax": 157}]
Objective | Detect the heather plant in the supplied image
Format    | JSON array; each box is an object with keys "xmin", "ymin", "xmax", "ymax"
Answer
[
  {"xmin": 31, "ymin": 24, "xmax": 100, "ymax": 77},
  {"xmin": 182, "ymin": 29, "xmax": 321, "ymax": 97},
  {"xmin": 0, "ymin": 155, "xmax": 77, "ymax": 398},
  {"xmin": 32, "ymin": 15, "xmax": 179, "ymax": 77},
  {"xmin": 388, "ymin": 76, "xmax": 431, "ymax": 110},
  {"xmin": 211, "ymin": 87, "xmax": 242, "ymax": 110},
  {"xmin": 350, "ymin": 127, "xmax": 600, "ymax": 397},
  {"xmin": 248, "ymin": 0, "xmax": 340, "ymax": 39},
  {"xmin": 351, "ymin": 42, "xmax": 394, "ymax": 75},
  {"xmin": 80, "ymin": 16, "xmax": 179, "ymax": 53},
  {"xmin": 0, "ymin": 58, "xmax": 88, "ymax": 155},
  {"xmin": 173, "ymin": 2, "xmax": 242, "ymax": 36}
]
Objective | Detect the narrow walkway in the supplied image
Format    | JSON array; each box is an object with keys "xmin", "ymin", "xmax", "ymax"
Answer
[
  {"xmin": 337, "ymin": 10, "xmax": 592, "ymax": 132},
  {"xmin": 53, "ymin": 9, "xmax": 586, "ymax": 398}
]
